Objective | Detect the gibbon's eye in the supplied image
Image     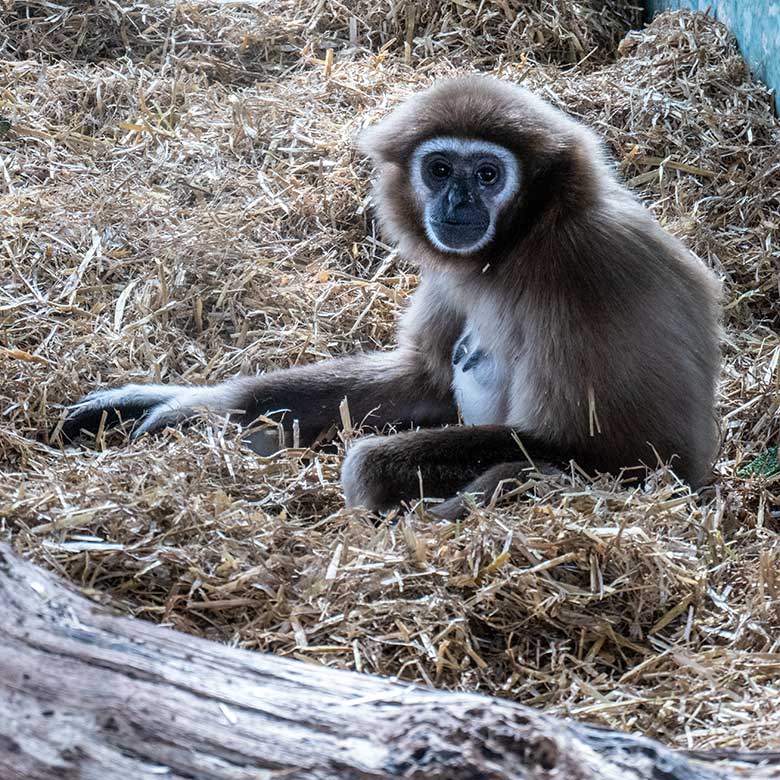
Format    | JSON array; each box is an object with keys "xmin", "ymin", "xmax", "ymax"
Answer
[
  {"xmin": 476, "ymin": 164, "xmax": 499, "ymax": 185},
  {"xmin": 429, "ymin": 159, "xmax": 452, "ymax": 179}
]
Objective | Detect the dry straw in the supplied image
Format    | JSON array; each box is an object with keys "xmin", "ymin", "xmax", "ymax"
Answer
[{"xmin": 2, "ymin": 0, "xmax": 779, "ymax": 753}]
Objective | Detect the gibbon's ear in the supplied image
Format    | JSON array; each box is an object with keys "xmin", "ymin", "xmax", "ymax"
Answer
[
  {"xmin": 357, "ymin": 116, "xmax": 386, "ymax": 164},
  {"xmin": 357, "ymin": 98, "xmax": 421, "ymax": 166}
]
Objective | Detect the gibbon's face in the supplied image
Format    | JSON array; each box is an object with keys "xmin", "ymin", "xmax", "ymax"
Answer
[{"xmin": 410, "ymin": 137, "xmax": 520, "ymax": 255}]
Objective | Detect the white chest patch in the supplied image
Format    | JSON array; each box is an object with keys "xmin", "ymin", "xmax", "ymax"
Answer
[{"xmin": 451, "ymin": 327, "xmax": 508, "ymax": 425}]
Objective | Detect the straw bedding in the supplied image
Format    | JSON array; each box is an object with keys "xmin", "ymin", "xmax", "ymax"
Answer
[{"xmin": 2, "ymin": 0, "xmax": 779, "ymax": 752}]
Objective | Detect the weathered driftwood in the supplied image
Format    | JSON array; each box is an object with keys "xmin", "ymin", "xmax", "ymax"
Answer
[{"xmin": 0, "ymin": 543, "xmax": 776, "ymax": 780}]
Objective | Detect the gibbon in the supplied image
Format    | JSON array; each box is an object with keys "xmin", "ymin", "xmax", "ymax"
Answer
[{"xmin": 62, "ymin": 77, "xmax": 722, "ymax": 518}]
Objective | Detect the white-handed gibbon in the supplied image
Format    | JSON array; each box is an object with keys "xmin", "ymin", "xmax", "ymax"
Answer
[{"xmin": 61, "ymin": 77, "xmax": 722, "ymax": 518}]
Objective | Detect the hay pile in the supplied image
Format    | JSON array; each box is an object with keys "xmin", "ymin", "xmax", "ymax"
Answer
[
  {"xmin": 2, "ymin": 0, "xmax": 640, "ymax": 74},
  {"xmin": 2, "ymin": 0, "xmax": 779, "ymax": 752}
]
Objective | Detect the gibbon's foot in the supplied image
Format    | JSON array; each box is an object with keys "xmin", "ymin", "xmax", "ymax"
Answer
[
  {"xmin": 59, "ymin": 383, "xmax": 290, "ymax": 456},
  {"xmin": 60, "ymin": 384, "xmax": 186, "ymax": 441},
  {"xmin": 426, "ymin": 461, "xmax": 532, "ymax": 520},
  {"xmin": 60, "ymin": 383, "xmax": 226, "ymax": 440}
]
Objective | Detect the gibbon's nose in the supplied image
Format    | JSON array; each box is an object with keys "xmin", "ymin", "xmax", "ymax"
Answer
[{"xmin": 446, "ymin": 179, "xmax": 473, "ymax": 212}]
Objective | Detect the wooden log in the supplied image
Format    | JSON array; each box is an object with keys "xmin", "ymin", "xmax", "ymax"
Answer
[{"xmin": 0, "ymin": 543, "xmax": 776, "ymax": 780}]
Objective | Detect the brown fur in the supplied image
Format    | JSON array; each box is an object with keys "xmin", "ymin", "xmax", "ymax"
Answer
[
  {"xmin": 343, "ymin": 77, "xmax": 721, "ymax": 508},
  {"xmin": 62, "ymin": 77, "xmax": 722, "ymax": 514}
]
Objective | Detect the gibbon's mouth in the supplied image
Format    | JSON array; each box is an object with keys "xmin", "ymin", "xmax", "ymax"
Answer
[
  {"xmin": 433, "ymin": 218, "xmax": 487, "ymax": 227},
  {"xmin": 429, "ymin": 219, "xmax": 489, "ymax": 251}
]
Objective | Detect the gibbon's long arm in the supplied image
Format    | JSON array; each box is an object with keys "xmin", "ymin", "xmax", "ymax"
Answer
[
  {"xmin": 60, "ymin": 270, "xmax": 465, "ymax": 451},
  {"xmin": 60, "ymin": 350, "xmax": 458, "ymax": 452},
  {"xmin": 341, "ymin": 425, "xmax": 566, "ymax": 512}
]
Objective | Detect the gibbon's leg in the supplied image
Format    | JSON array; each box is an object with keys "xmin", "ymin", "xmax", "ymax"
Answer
[
  {"xmin": 341, "ymin": 425, "xmax": 563, "ymax": 512},
  {"xmin": 60, "ymin": 351, "xmax": 457, "ymax": 453}
]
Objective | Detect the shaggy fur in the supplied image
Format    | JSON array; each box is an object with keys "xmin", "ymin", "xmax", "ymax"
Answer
[{"xmin": 62, "ymin": 77, "xmax": 722, "ymax": 512}]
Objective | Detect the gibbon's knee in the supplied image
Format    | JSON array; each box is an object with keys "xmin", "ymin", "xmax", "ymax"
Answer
[{"xmin": 341, "ymin": 437, "xmax": 398, "ymax": 511}]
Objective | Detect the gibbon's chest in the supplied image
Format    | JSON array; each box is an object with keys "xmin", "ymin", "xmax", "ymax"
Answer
[{"xmin": 451, "ymin": 326, "xmax": 509, "ymax": 425}]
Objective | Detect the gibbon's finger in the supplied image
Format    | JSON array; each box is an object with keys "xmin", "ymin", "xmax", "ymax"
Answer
[
  {"xmin": 129, "ymin": 383, "xmax": 257, "ymax": 438},
  {"xmin": 72, "ymin": 384, "xmax": 180, "ymax": 412},
  {"xmin": 130, "ymin": 401, "xmax": 197, "ymax": 439},
  {"xmin": 60, "ymin": 385, "xmax": 195, "ymax": 441},
  {"xmin": 428, "ymin": 494, "xmax": 470, "ymax": 521},
  {"xmin": 60, "ymin": 406, "xmax": 132, "ymax": 441}
]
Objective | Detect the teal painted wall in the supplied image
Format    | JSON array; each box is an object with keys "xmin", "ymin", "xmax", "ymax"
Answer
[{"xmin": 645, "ymin": 1, "xmax": 780, "ymax": 111}]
